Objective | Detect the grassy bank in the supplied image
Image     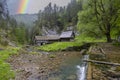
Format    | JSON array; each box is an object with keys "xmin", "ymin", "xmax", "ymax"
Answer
[
  {"xmin": 0, "ymin": 46, "xmax": 20, "ymax": 80},
  {"xmin": 37, "ymin": 35, "xmax": 106, "ymax": 51},
  {"xmin": 38, "ymin": 42, "xmax": 83, "ymax": 51}
]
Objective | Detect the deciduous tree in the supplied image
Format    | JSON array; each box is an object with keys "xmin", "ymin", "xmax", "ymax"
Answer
[{"xmin": 78, "ymin": 0, "xmax": 120, "ymax": 42}]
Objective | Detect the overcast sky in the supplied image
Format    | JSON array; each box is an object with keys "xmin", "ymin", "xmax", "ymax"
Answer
[{"xmin": 7, "ymin": 0, "xmax": 71, "ymax": 14}]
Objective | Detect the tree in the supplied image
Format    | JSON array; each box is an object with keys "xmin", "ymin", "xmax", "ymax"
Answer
[
  {"xmin": 77, "ymin": 0, "xmax": 120, "ymax": 42},
  {"xmin": 0, "ymin": 0, "xmax": 9, "ymax": 30},
  {"xmin": 14, "ymin": 24, "xmax": 27, "ymax": 44},
  {"xmin": 33, "ymin": 0, "xmax": 83, "ymax": 37},
  {"xmin": 0, "ymin": 0, "xmax": 8, "ymax": 19}
]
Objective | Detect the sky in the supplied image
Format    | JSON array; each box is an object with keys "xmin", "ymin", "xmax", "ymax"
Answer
[{"xmin": 7, "ymin": 0, "xmax": 71, "ymax": 14}]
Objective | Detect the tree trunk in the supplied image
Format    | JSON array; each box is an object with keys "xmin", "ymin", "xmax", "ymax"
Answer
[
  {"xmin": 106, "ymin": 33, "xmax": 112, "ymax": 42},
  {"xmin": 106, "ymin": 24, "xmax": 112, "ymax": 42}
]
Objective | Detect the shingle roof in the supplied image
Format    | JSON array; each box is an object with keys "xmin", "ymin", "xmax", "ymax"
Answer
[
  {"xmin": 35, "ymin": 35, "xmax": 60, "ymax": 41},
  {"xmin": 60, "ymin": 31, "xmax": 74, "ymax": 38}
]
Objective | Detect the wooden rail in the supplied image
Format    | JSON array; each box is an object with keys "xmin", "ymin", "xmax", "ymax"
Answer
[{"xmin": 84, "ymin": 59, "xmax": 120, "ymax": 66}]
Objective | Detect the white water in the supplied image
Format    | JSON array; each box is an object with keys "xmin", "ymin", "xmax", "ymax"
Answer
[{"xmin": 76, "ymin": 55, "xmax": 89, "ymax": 80}]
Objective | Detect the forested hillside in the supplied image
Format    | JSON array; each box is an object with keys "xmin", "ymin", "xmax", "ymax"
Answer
[
  {"xmin": 31, "ymin": 0, "xmax": 82, "ymax": 37},
  {"xmin": 11, "ymin": 14, "xmax": 38, "ymax": 28},
  {"xmin": 0, "ymin": 0, "xmax": 28, "ymax": 45}
]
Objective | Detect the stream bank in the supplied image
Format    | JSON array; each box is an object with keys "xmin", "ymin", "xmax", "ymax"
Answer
[
  {"xmin": 86, "ymin": 43, "xmax": 120, "ymax": 80},
  {"xmin": 6, "ymin": 42, "xmax": 120, "ymax": 80},
  {"xmin": 8, "ymin": 51, "xmax": 83, "ymax": 80},
  {"xmin": 7, "ymin": 43, "xmax": 92, "ymax": 80}
]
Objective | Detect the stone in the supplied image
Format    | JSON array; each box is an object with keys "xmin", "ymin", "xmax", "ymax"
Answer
[{"xmin": 66, "ymin": 75, "xmax": 77, "ymax": 80}]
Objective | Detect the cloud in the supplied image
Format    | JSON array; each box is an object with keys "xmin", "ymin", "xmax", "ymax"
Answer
[
  {"xmin": 7, "ymin": 0, "xmax": 71, "ymax": 14},
  {"xmin": 7, "ymin": 0, "xmax": 20, "ymax": 14}
]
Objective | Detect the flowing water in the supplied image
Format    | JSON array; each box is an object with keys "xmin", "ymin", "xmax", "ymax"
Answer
[
  {"xmin": 53, "ymin": 53, "xmax": 89, "ymax": 80},
  {"xmin": 27, "ymin": 52, "xmax": 89, "ymax": 80},
  {"xmin": 76, "ymin": 55, "xmax": 89, "ymax": 80}
]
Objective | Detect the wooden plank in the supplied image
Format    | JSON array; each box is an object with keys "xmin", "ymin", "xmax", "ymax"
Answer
[
  {"xmin": 87, "ymin": 63, "xmax": 92, "ymax": 80},
  {"xmin": 84, "ymin": 59, "xmax": 120, "ymax": 66}
]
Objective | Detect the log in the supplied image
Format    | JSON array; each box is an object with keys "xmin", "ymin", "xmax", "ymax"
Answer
[
  {"xmin": 99, "ymin": 48, "xmax": 106, "ymax": 55},
  {"xmin": 86, "ymin": 46, "xmax": 93, "ymax": 54},
  {"xmin": 84, "ymin": 59, "xmax": 120, "ymax": 66},
  {"xmin": 80, "ymin": 49, "xmax": 86, "ymax": 55}
]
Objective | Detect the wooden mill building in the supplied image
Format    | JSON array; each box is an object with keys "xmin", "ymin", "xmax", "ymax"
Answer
[
  {"xmin": 35, "ymin": 35, "xmax": 60, "ymax": 45},
  {"xmin": 35, "ymin": 30, "xmax": 75, "ymax": 45},
  {"xmin": 60, "ymin": 31, "xmax": 75, "ymax": 41}
]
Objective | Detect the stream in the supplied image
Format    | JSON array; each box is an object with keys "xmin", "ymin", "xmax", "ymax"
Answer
[
  {"xmin": 76, "ymin": 55, "xmax": 89, "ymax": 80},
  {"xmin": 11, "ymin": 51, "xmax": 89, "ymax": 80},
  {"xmin": 50, "ymin": 53, "xmax": 89, "ymax": 80},
  {"xmin": 26, "ymin": 46, "xmax": 89, "ymax": 80}
]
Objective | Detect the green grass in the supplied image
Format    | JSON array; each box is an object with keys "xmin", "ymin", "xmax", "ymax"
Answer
[
  {"xmin": 37, "ymin": 35, "xmax": 106, "ymax": 52},
  {"xmin": 0, "ymin": 46, "xmax": 20, "ymax": 80},
  {"xmin": 75, "ymin": 35, "xmax": 106, "ymax": 43},
  {"xmin": 38, "ymin": 42, "xmax": 83, "ymax": 51}
]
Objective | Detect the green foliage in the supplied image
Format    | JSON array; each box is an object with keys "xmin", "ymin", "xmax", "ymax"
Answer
[
  {"xmin": 77, "ymin": 0, "xmax": 120, "ymax": 42},
  {"xmin": 76, "ymin": 35, "xmax": 106, "ymax": 43},
  {"xmin": 14, "ymin": 26, "xmax": 27, "ymax": 44},
  {"xmin": 0, "ymin": 47, "xmax": 20, "ymax": 80},
  {"xmin": 111, "ymin": 26, "xmax": 120, "ymax": 38},
  {"xmin": 77, "ymin": 9, "xmax": 102, "ymax": 38}
]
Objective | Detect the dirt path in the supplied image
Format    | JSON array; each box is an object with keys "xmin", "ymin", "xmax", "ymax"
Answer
[{"xmin": 8, "ymin": 50, "xmax": 81, "ymax": 80}]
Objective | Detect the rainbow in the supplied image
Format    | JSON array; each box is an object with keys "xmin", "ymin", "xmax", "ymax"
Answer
[{"xmin": 18, "ymin": 0, "xmax": 29, "ymax": 14}]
